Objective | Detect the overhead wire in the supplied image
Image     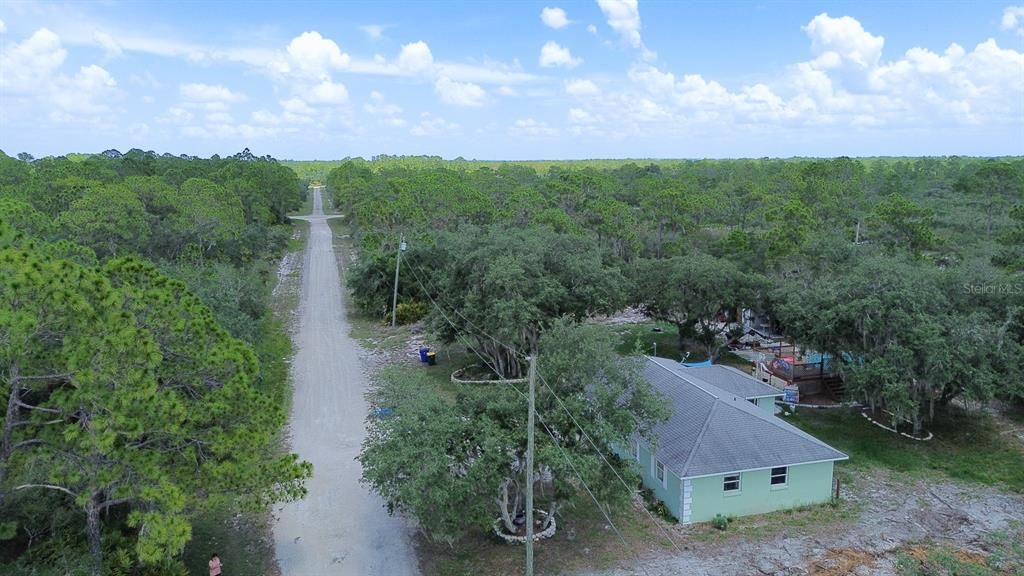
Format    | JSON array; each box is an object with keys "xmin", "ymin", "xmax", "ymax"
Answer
[
  {"xmin": 402, "ymin": 259, "xmax": 657, "ymax": 575},
  {"xmin": 401, "ymin": 257, "xmax": 687, "ymax": 557}
]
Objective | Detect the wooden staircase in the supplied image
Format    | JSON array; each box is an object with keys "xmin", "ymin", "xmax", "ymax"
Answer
[{"xmin": 823, "ymin": 375, "xmax": 846, "ymax": 401}]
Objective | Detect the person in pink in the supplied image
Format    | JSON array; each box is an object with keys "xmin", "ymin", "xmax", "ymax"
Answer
[{"xmin": 208, "ymin": 553, "xmax": 223, "ymax": 576}]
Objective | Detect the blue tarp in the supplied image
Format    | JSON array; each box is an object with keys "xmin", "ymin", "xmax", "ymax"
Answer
[{"xmin": 680, "ymin": 359, "xmax": 713, "ymax": 368}]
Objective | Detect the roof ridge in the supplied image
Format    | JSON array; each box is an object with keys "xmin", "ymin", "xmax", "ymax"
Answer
[
  {"xmin": 676, "ymin": 401, "xmax": 719, "ymax": 478},
  {"xmin": 646, "ymin": 356, "xmax": 718, "ymax": 400},
  {"xmin": 649, "ymin": 357, "xmax": 846, "ymax": 460}
]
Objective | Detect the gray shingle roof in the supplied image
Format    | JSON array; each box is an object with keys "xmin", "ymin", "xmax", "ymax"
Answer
[
  {"xmin": 642, "ymin": 357, "xmax": 847, "ymax": 478},
  {"xmin": 662, "ymin": 363, "xmax": 783, "ymax": 399}
]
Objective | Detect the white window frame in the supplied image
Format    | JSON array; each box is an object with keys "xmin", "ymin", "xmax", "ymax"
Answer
[
  {"xmin": 770, "ymin": 466, "xmax": 788, "ymax": 488},
  {"xmin": 723, "ymin": 473, "xmax": 741, "ymax": 493},
  {"xmin": 655, "ymin": 460, "xmax": 666, "ymax": 487}
]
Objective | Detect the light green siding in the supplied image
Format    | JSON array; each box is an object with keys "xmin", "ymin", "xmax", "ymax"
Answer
[
  {"xmin": 686, "ymin": 461, "xmax": 835, "ymax": 524},
  {"xmin": 755, "ymin": 397, "xmax": 777, "ymax": 413},
  {"xmin": 618, "ymin": 442, "xmax": 683, "ymax": 521}
]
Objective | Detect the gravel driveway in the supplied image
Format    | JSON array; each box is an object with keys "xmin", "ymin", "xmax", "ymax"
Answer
[{"xmin": 273, "ymin": 187, "xmax": 419, "ymax": 575}]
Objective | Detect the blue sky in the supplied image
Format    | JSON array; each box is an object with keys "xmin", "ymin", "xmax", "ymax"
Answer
[{"xmin": 1, "ymin": 1, "xmax": 1022, "ymax": 159}]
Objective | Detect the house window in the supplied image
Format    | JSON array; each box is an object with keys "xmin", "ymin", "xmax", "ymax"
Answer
[
  {"xmin": 723, "ymin": 474, "xmax": 741, "ymax": 492},
  {"xmin": 770, "ymin": 466, "xmax": 788, "ymax": 486},
  {"xmin": 655, "ymin": 460, "xmax": 666, "ymax": 485}
]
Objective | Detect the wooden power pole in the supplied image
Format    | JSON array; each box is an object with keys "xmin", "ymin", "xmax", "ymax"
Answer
[
  {"xmin": 391, "ymin": 233, "xmax": 405, "ymax": 327},
  {"xmin": 526, "ymin": 354, "xmax": 536, "ymax": 576}
]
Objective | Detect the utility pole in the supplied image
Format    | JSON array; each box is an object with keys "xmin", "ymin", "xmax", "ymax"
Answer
[
  {"xmin": 525, "ymin": 354, "xmax": 537, "ymax": 576},
  {"xmin": 391, "ymin": 233, "xmax": 406, "ymax": 327}
]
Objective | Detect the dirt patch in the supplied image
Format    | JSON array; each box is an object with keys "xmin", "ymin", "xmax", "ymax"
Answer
[{"xmin": 574, "ymin": 469, "xmax": 1024, "ymax": 576}]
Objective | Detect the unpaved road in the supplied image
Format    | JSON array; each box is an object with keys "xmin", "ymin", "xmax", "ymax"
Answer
[{"xmin": 273, "ymin": 187, "xmax": 419, "ymax": 575}]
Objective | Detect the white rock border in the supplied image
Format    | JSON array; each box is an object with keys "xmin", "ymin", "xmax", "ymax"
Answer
[
  {"xmin": 493, "ymin": 511, "xmax": 557, "ymax": 544},
  {"xmin": 861, "ymin": 409, "xmax": 933, "ymax": 441}
]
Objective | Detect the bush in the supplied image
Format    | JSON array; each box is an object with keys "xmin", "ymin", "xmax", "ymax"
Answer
[
  {"xmin": 639, "ymin": 488, "xmax": 675, "ymax": 522},
  {"xmin": 712, "ymin": 513, "xmax": 731, "ymax": 530},
  {"xmin": 394, "ymin": 299, "xmax": 429, "ymax": 325}
]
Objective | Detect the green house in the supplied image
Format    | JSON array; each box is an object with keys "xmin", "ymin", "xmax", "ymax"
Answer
[{"xmin": 629, "ymin": 357, "xmax": 848, "ymax": 524}]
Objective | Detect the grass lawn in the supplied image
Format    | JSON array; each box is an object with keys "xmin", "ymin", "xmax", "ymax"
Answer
[
  {"xmin": 604, "ymin": 321, "xmax": 752, "ymax": 371},
  {"xmin": 786, "ymin": 407, "xmax": 1024, "ymax": 493},
  {"xmin": 182, "ymin": 504, "xmax": 277, "ymax": 576},
  {"xmin": 420, "ymin": 501, "xmax": 671, "ymax": 576}
]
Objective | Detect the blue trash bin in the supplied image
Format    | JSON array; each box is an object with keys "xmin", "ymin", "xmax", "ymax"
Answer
[{"xmin": 419, "ymin": 347, "xmax": 430, "ymax": 363}]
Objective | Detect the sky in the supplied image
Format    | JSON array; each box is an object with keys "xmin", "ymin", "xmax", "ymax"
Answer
[{"xmin": 0, "ymin": 0, "xmax": 1022, "ymax": 160}]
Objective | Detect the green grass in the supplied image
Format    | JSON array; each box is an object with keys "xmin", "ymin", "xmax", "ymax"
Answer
[
  {"xmin": 895, "ymin": 521, "xmax": 1024, "ymax": 576},
  {"xmin": 685, "ymin": 498, "xmax": 859, "ymax": 544},
  {"xmin": 419, "ymin": 502, "xmax": 667, "ymax": 576},
  {"xmin": 787, "ymin": 407, "xmax": 1024, "ymax": 492},
  {"xmin": 182, "ymin": 504, "xmax": 276, "ymax": 576},
  {"xmin": 604, "ymin": 321, "xmax": 752, "ymax": 371}
]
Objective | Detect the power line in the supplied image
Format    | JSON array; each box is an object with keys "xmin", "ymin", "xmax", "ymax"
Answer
[
  {"xmin": 402, "ymin": 259, "xmax": 687, "ymax": 557},
  {"xmin": 402, "ymin": 260, "xmax": 656, "ymax": 576}
]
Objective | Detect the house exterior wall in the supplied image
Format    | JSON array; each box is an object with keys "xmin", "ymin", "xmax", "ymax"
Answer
[
  {"xmin": 619, "ymin": 443, "xmax": 683, "ymax": 521},
  {"xmin": 685, "ymin": 461, "xmax": 835, "ymax": 524}
]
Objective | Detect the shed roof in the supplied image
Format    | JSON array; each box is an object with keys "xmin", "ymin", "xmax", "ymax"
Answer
[
  {"xmin": 642, "ymin": 357, "xmax": 847, "ymax": 479},
  {"xmin": 667, "ymin": 362, "xmax": 783, "ymax": 399}
]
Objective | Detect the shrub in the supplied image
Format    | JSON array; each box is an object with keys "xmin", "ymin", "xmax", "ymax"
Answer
[
  {"xmin": 394, "ymin": 299, "xmax": 429, "ymax": 325},
  {"xmin": 712, "ymin": 513, "xmax": 731, "ymax": 530}
]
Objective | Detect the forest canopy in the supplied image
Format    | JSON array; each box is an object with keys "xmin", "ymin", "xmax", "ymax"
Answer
[{"xmin": 0, "ymin": 148, "xmax": 311, "ymax": 575}]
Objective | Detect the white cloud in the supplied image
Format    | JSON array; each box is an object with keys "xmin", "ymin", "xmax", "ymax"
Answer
[
  {"xmin": 435, "ymin": 76, "xmax": 486, "ymax": 107},
  {"xmin": 364, "ymin": 91, "xmax": 402, "ymax": 115},
  {"xmin": 180, "ymin": 83, "xmax": 247, "ymax": 103},
  {"xmin": 0, "ymin": 28, "xmax": 67, "ymax": 92},
  {"xmin": 539, "ymin": 41, "xmax": 582, "ymax": 68},
  {"xmin": 1002, "ymin": 6, "xmax": 1024, "ymax": 36},
  {"xmin": 182, "ymin": 123, "xmax": 277, "ymax": 140},
  {"xmin": 565, "ymin": 78, "xmax": 600, "ymax": 96},
  {"xmin": 541, "ymin": 7, "xmax": 570, "ymax": 29},
  {"xmin": 0, "ymin": 19, "xmax": 6, "ymax": 34},
  {"xmin": 0, "ymin": 28, "xmax": 120, "ymax": 124},
  {"xmin": 360, "ymin": 24, "xmax": 386, "ymax": 40},
  {"xmin": 802, "ymin": 13, "xmax": 884, "ymax": 70},
  {"xmin": 597, "ymin": 0, "xmax": 655, "ymax": 60},
  {"xmin": 496, "ymin": 86, "xmax": 519, "ymax": 96},
  {"xmin": 156, "ymin": 107, "xmax": 193, "ymax": 125},
  {"xmin": 411, "ymin": 113, "xmax": 458, "ymax": 136},
  {"xmin": 50, "ymin": 64, "xmax": 117, "ymax": 115},
  {"xmin": 568, "ymin": 107, "xmax": 599, "ymax": 124},
  {"xmin": 397, "ymin": 40, "xmax": 434, "ymax": 74},
  {"xmin": 582, "ymin": 12, "xmax": 1023, "ymax": 136},
  {"xmin": 305, "ymin": 77, "xmax": 349, "ymax": 105},
  {"xmin": 280, "ymin": 31, "xmax": 350, "ymax": 78},
  {"xmin": 343, "ymin": 41, "xmax": 537, "ymax": 85},
  {"xmin": 93, "ymin": 31, "xmax": 122, "ymax": 59},
  {"xmin": 281, "ymin": 97, "xmax": 316, "ymax": 115},
  {"xmin": 587, "ymin": 24, "xmax": 598, "ymax": 35},
  {"xmin": 206, "ymin": 112, "xmax": 234, "ymax": 124},
  {"xmin": 510, "ymin": 118, "xmax": 558, "ymax": 137}
]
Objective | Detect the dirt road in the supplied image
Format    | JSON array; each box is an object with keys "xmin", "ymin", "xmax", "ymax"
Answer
[{"xmin": 273, "ymin": 187, "xmax": 419, "ymax": 575}]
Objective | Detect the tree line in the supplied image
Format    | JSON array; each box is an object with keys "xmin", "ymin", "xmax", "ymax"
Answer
[
  {"xmin": 333, "ymin": 156, "xmax": 1023, "ymax": 434},
  {"xmin": 0, "ymin": 148, "xmax": 310, "ymax": 575}
]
